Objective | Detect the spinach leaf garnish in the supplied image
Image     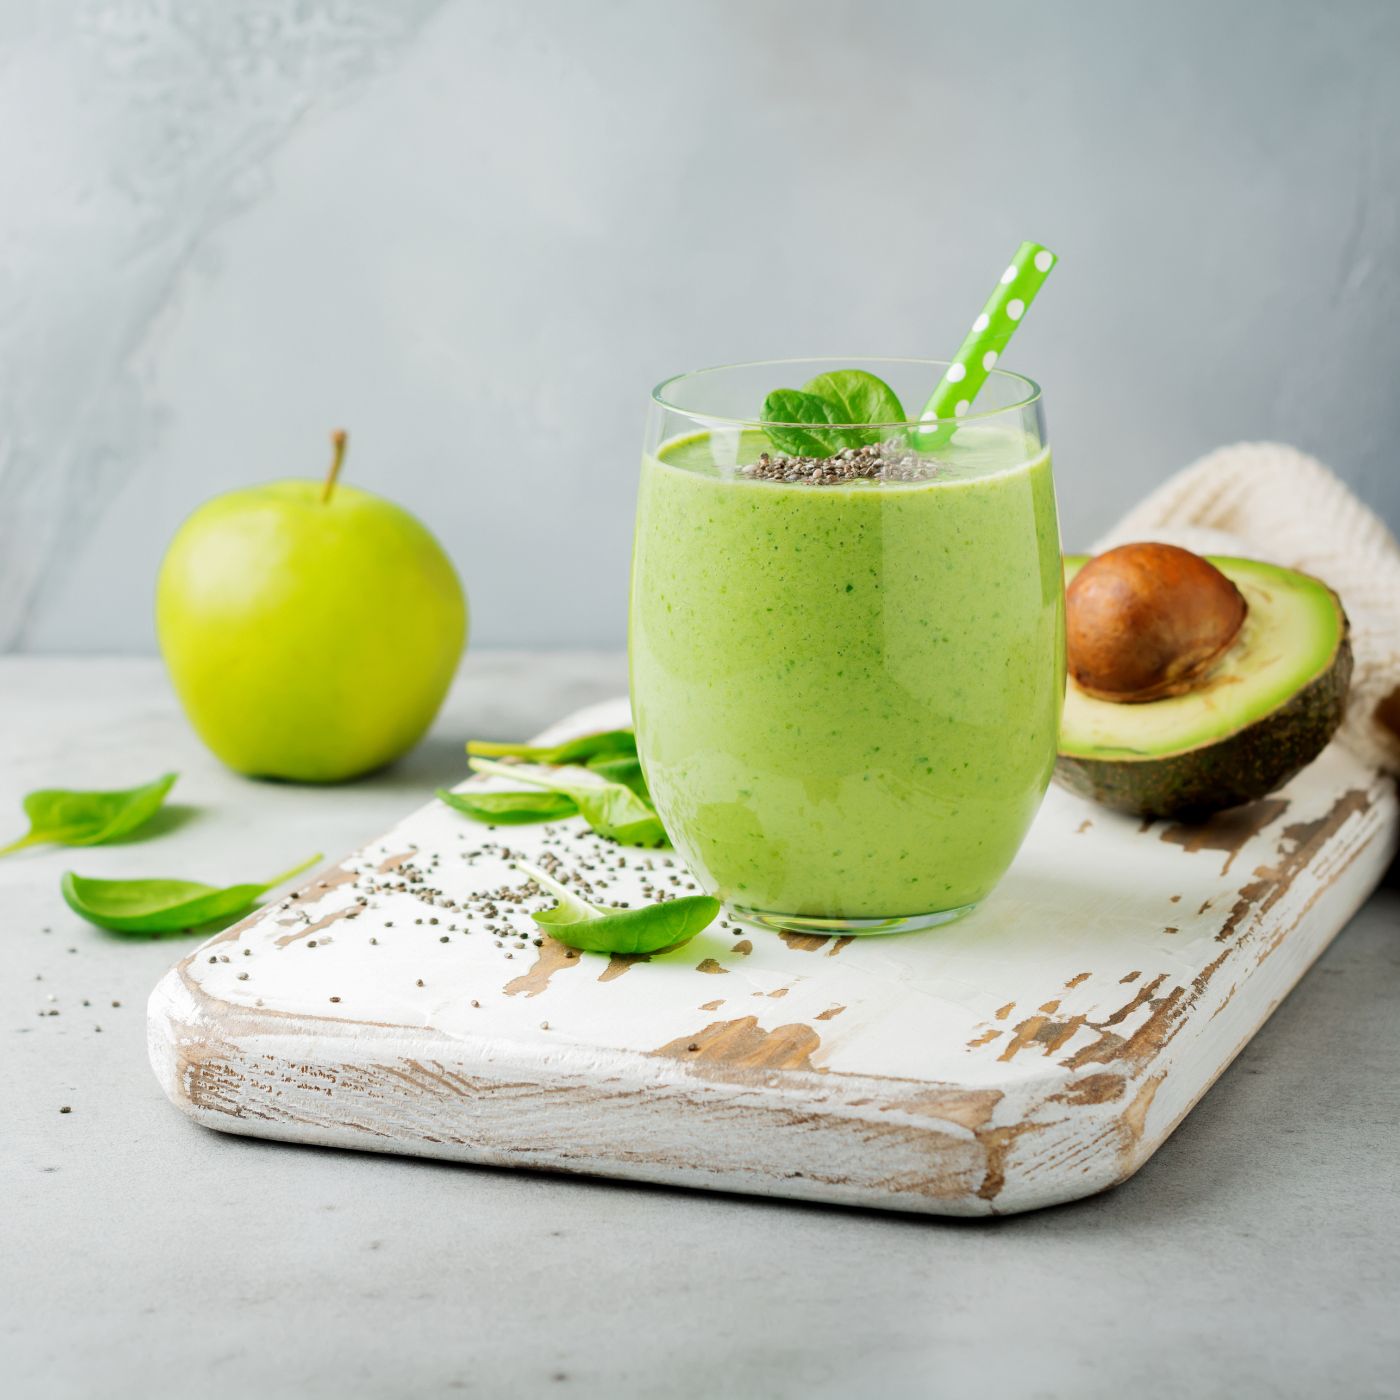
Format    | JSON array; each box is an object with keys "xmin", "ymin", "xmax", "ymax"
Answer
[
  {"xmin": 1, "ymin": 773, "xmax": 179, "ymax": 857},
  {"xmin": 515, "ymin": 859, "xmax": 719, "ymax": 954},
  {"xmin": 436, "ymin": 787, "xmax": 579, "ymax": 825},
  {"xmin": 60, "ymin": 854, "xmax": 321, "ymax": 934},
  {"xmin": 760, "ymin": 388, "xmax": 847, "ymax": 457},
  {"xmin": 800, "ymin": 370, "xmax": 905, "ymax": 444},
  {"xmin": 469, "ymin": 758, "xmax": 667, "ymax": 847},
  {"xmin": 760, "ymin": 370, "xmax": 908, "ymax": 456}
]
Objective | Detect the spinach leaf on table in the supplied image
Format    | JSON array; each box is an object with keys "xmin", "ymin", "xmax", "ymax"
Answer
[
  {"xmin": 1, "ymin": 772, "xmax": 178, "ymax": 857},
  {"xmin": 515, "ymin": 859, "xmax": 718, "ymax": 955},
  {"xmin": 60, "ymin": 854, "xmax": 320, "ymax": 934}
]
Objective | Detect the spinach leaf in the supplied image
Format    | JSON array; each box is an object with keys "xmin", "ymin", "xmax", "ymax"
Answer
[
  {"xmin": 569, "ymin": 779, "xmax": 667, "ymax": 847},
  {"xmin": 515, "ymin": 859, "xmax": 719, "ymax": 954},
  {"xmin": 467, "ymin": 728, "xmax": 636, "ymax": 766},
  {"xmin": 760, "ymin": 389, "xmax": 848, "ymax": 457},
  {"xmin": 470, "ymin": 758, "xmax": 667, "ymax": 847},
  {"xmin": 759, "ymin": 370, "xmax": 910, "ymax": 456},
  {"xmin": 585, "ymin": 753, "xmax": 650, "ymax": 801},
  {"xmin": 60, "ymin": 854, "xmax": 321, "ymax": 934},
  {"xmin": 1, "ymin": 772, "xmax": 178, "ymax": 857},
  {"xmin": 800, "ymin": 370, "xmax": 906, "ymax": 445},
  {"xmin": 436, "ymin": 787, "xmax": 579, "ymax": 825}
]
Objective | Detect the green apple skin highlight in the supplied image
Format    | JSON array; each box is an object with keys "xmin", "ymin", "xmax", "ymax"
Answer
[
  {"xmin": 157, "ymin": 479, "xmax": 467, "ymax": 784},
  {"xmin": 629, "ymin": 429, "xmax": 1064, "ymax": 926}
]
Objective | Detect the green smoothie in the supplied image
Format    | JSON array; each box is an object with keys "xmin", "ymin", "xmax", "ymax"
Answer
[{"xmin": 629, "ymin": 426, "xmax": 1064, "ymax": 929}]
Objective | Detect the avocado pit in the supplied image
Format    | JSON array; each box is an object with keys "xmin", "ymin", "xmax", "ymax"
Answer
[{"xmin": 1066, "ymin": 542, "xmax": 1247, "ymax": 703}]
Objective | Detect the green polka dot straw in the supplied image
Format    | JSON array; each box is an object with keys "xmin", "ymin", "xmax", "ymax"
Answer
[{"xmin": 913, "ymin": 241, "xmax": 1057, "ymax": 450}]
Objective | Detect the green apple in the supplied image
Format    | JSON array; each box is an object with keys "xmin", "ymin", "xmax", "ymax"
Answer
[{"xmin": 157, "ymin": 432, "xmax": 467, "ymax": 783}]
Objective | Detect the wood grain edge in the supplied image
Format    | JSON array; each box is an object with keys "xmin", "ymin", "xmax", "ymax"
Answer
[
  {"xmin": 148, "ymin": 952, "xmax": 1151, "ymax": 1217},
  {"xmin": 1104, "ymin": 774, "xmax": 1399, "ymax": 1196}
]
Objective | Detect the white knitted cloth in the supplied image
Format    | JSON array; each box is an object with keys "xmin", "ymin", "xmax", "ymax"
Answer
[{"xmin": 1094, "ymin": 441, "xmax": 1400, "ymax": 774}]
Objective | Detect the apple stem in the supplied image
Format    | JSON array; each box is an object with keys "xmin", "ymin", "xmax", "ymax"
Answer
[{"xmin": 321, "ymin": 429, "xmax": 348, "ymax": 504}]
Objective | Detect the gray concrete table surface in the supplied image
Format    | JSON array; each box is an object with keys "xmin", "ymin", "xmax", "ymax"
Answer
[{"xmin": 3, "ymin": 655, "xmax": 1398, "ymax": 1400}]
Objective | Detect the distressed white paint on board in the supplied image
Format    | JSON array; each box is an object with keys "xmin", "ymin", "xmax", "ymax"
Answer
[{"xmin": 148, "ymin": 699, "xmax": 1397, "ymax": 1215}]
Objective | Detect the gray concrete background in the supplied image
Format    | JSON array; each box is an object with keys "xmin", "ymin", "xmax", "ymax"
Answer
[
  {"xmin": 2, "ymin": 0, "xmax": 1399, "ymax": 653},
  {"xmin": 4, "ymin": 654, "xmax": 1400, "ymax": 1399}
]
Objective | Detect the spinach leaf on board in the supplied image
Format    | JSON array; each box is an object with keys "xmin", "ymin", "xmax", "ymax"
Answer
[
  {"xmin": 436, "ymin": 787, "xmax": 579, "ymax": 825},
  {"xmin": 469, "ymin": 758, "xmax": 667, "ymax": 847},
  {"xmin": 584, "ymin": 753, "xmax": 650, "ymax": 801},
  {"xmin": 1, "ymin": 772, "xmax": 178, "ymax": 857},
  {"xmin": 760, "ymin": 389, "xmax": 849, "ymax": 457},
  {"xmin": 467, "ymin": 728, "xmax": 636, "ymax": 766},
  {"xmin": 60, "ymin": 854, "xmax": 321, "ymax": 934},
  {"xmin": 515, "ymin": 859, "xmax": 719, "ymax": 955},
  {"xmin": 799, "ymin": 370, "xmax": 906, "ymax": 446}
]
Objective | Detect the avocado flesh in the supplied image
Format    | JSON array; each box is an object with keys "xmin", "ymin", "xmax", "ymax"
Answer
[{"xmin": 1056, "ymin": 555, "xmax": 1351, "ymax": 818}]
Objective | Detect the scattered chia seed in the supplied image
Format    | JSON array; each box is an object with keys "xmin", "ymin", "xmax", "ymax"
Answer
[{"xmin": 150, "ymin": 789, "xmax": 740, "ymax": 1004}]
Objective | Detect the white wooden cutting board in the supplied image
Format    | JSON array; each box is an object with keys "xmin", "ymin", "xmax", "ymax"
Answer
[{"xmin": 148, "ymin": 698, "xmax": 1397, "ymax": 1216}]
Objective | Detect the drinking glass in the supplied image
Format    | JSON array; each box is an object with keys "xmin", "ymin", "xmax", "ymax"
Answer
[{"xmin": 629, "ymin": 358, "xmax": 1064, "ymax": 934}]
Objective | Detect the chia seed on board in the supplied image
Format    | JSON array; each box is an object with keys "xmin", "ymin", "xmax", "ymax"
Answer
[{"xmin": 741, "ymin": 440, "xmax": 940, "ymax": 484}]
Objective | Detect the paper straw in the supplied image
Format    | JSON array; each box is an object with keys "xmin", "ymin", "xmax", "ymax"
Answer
[{"xmin": 912, "ymin": 241, "xmax": 1057, "ymax": 450}]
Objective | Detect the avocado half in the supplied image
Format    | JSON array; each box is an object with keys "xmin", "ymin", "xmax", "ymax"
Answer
[{"xmin": 1055, "ymin": 555, "xmax": 1352, "ymax": 819}]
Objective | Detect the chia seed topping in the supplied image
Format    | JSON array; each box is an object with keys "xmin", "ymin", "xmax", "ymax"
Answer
[{"xmin": 740, "ymin": 440, "xmax": 939, "ymax": 484}]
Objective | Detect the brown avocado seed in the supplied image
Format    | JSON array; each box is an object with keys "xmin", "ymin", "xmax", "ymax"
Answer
[{"xmin": 1066, "ymin": 542, "xmax": 1247, "ymax": 703}]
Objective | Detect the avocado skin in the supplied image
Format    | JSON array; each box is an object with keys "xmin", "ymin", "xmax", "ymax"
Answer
[{"xmin": 1054, "ymin": 623, "xmax": 1352, "ymax": 820}]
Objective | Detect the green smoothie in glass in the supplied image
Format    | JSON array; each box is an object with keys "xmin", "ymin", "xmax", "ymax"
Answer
[
  {"xmin": 629, "ymin": 252, "xmax": 1062, "ymax": 933},
  {"xmin": 630, "ymin": 355, "xmax": 1062, "ymax": 933}
]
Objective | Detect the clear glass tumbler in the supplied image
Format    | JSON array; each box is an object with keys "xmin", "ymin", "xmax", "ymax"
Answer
[{"xmin": 629, "ymin": 358, "xmax": 1064, "ymax": 934}]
